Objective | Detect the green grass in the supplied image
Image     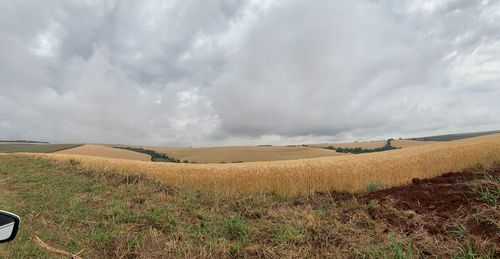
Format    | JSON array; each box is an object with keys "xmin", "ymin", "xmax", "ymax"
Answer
[
  {"xmin": 0, "ymin": 155, "xmax": 498, "ymax": 258},
  {"xmin": 473, "ymin": 186, "xmax": 499, "ymax": 207},
  {"xmin": 449, "ymin": 224, "xmax": 467, "ymax": 239},
  {"xmin": 0, "ymin": 144, "xmax": 82, "ymax": 153},
  {"xmin": 273, "ymin": 224, "xmax": 307, "ymax": 245},
  {"xmin": 454, "ymin": 241, "xmax": 479, "ymax": 259},
  {"xmin": 390, "ymin": 236, "xmax": 412, "ymax": 259},
  {"xmin": 469, "ymin": 173, "xmax": 500, "ymax": 208}
]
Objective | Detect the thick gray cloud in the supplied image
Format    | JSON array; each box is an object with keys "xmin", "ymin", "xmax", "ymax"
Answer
[{"xmin": 0, "ymin": 0, "xmax": 499, "ymax": 146}]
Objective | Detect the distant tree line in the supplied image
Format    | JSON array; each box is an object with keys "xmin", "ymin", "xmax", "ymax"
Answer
[
  {"xmin": 115, "ymin": 146, "xmax": 194, "ymax": 163},
  {"xmin": 324, "ymin": 139, "xmax": 399, "ymax": 154},
  {"xmin": 220, "ymin": 161, "xmax": 244, "ymax": 164}
]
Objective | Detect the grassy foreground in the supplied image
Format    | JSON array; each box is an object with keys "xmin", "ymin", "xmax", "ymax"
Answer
[{"xmin": 0, "ymin": 155, "xmax": 499, "ymax": 258}]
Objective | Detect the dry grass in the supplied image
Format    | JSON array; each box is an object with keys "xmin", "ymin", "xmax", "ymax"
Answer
[
  {"xmin": 55, "ymin": 144, "xmax": 151, "ymax": 161},
  {"xmin": 15, "ymin": 134, "xmax": 500, "ymax": 195},
  {"xmin": 142, "ymin": 145, "xmax": 343, "ymax": 163}
]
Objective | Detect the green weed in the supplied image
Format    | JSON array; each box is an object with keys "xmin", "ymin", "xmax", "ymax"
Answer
[
  {"xmin": 473, "ymin": 186, "xmax": 499, "ymax": 207},
  {"xmin": 390, "ymin": 236, "xmax": 412, "ymax": 259},
  {"xmin": 367, "ymin": 183, "xmax": 382, "ymax": 193},
  {"xmin": 449, "ymin": 224, "xmax": 467, "ymax": 239},
  {"xmin": 454, "ymin": 241, "xmax": 478, "ymax": 259},
  {"xmin": 222, "ymin": 216, "xmax": 249, "ymax": 241},
  {"xmin": 273, "ymin": 224, "xmax": 307, "ymax": 245}
]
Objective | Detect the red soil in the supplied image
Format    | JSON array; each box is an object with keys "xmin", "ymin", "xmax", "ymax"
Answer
[
  {"xmin": 365, "ymin": 166, "xmax": 499, "ymax": 242},
  {"xmin": 320, "ymin": 166, "xmax": 499, "ymax": 244}
]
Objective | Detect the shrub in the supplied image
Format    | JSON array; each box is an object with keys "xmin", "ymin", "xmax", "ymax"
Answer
[
  {"xmin": 115, "ymin": 146, "xmax": 183, "ymax": 163},
  {"xmin": 325, "ymin": 139, "xmax": 400, "ymax": 154}
]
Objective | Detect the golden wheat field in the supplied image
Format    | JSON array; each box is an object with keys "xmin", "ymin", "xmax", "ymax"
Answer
[
  {"xmin": 142, "ymin": 145, "xmax": 344, "ymax": 163},
  {"xmin": 391, "ymin": 139, "xmax": 439, "ymax": 148},
  {"xmin": 308, "ymin": 140, "xmax": 387, "ymax": 149},
  {"xmin": 14, "ymin": 133, "xmax": 500, "ymax": 196},
  {"xmin": 309, "ymin": 139, "xmax": 435, "ymax": 149},
  {"xmin": 55, "ymin": 144, "xmax": 151, "ymax": 161}
]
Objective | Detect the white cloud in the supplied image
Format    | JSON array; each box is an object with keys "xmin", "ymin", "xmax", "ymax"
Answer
[
  {"xmin": 0, "ymin": 0, "xmax": 499, "ymax": 146},
  {"xmin": 29, "ymin": 22, "xmax": 61, "ymax": 57}
]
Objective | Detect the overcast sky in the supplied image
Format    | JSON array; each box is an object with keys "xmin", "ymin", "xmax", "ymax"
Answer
[{"xmin": 1, "ymin": 0, "xmax": 499, "ymax": 146}]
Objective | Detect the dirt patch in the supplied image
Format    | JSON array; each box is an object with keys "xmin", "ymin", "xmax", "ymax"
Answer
[
  {"xmin": 316, "ymin": 166, "xmax": 499, "ymax": 244},
  {"xmin": 364, "ymin": 170, "xmax": 486, "ymax": 215},
  {"xmin": 362, "ymin": 166, "xmax": 500, "ymax": 243},
  {"xmin": 468, "ymin": 220, "xmax": 498, "ymax": 238}
]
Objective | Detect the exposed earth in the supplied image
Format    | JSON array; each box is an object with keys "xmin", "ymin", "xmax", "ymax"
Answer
[{"xmin": 329, "ymin": 166, "xmax": 500, "ymax": 253}]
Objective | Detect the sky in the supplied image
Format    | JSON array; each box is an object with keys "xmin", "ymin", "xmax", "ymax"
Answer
[{"xmin": 0, "ymin": 0, "xmax": 499, "ymax": 146}]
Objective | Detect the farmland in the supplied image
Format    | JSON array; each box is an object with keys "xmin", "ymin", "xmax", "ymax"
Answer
[
  {"xmin": 118, "ymin": 139, "xmax": 435, "ymax": 164},
  {"xmin": 22, "ymin": 133, "xmax": 500, "ymax": 195},
  {"xmin": 309, "ymin": 139, "xmax": 436, "ymax": 149},
  {"xmin": 141, "ymin": 145, "xmax": 344, "ymax": 163},
  {"xmin": 308, "ymin": 140, "xmax": 387, "ymax": 149},
  {"xmin": 391, "ymin": 139, "xmax": 439, "ymax": 148},
  {"xmin": 1, "ymin": 133, "xmax": 500, "ymax": 258},
  {"xmin": 0, "ymin": 143, "xmax": 82, "ymax": 153},
  {"xmin": 0, "ymin": 134, "xmax": 499, "ymax": 258},
  {"xmin": 55, "ymin": 144, "xmax": 151, "ymax": 161},
  {"xmin": 410, "ymin": 129, "xmax": 500, "ymax": 141},
  {"xmin": 0, "ymin": 154, "xmax": 498, "ymax": 258}
]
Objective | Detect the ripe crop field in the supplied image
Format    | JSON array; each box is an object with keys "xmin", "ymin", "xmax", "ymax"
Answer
[
  {"xmin": 410, "ymin": 129, "xmax": 500, "ymax": 141},
  {"xmin": 55, "ymin": 144, "xmax": 151, "ymax": 161},
  {"xmin": 0, "ymin": 143, "xmax": 81, "ymax": 153},
  {"xmin": 141, "ymin": 145, "xmax": 343, "ymax": 163},
  {"xmin": 23, "ymin": 134, "xmax": 500, "ymax": 195},
  {"xmin": 391, "ymin": 139, "xmax": 439, "ymax": 148},
  {"xmin": 309, "ymin": 139, "xmax": 436, "ymax": 149},
  {"xmin": 308, "ymin": 140, "xmax": 388, "ymax": 149}
]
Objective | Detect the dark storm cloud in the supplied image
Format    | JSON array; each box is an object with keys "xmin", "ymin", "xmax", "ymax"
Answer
[{"xmin": 0, "ymin": 0, "xmax": 499, "ymax": 146}]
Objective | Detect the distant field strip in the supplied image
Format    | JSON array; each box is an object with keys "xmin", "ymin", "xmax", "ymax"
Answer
[
  {"xmin": 0, "ymin": 144, "xmax": 82, "ymax": 153},
  {"xmin": 391, "ymin": 139, "xmax": 439, "ymax": 148},
  {"xmin": 309, "ymin": 141, "xmax": 387, "ymax": 149},
  {"xmin": 310, "ymin": 139, "xmax": 436, "ymax": 149},
  {"xmin": 13, "ymin": 134, "xmax": 500, "ymax": 195},
  {"xmin": 143, "ymin": 145, "xmax": 344, "ymax": 163},
  {"xmin": 55, "ymin": 144, "xmax": 151, "ymax": 161},
  {"xmin": 410, "ymin": 129, "xmax": 500, "ymax": 141}
]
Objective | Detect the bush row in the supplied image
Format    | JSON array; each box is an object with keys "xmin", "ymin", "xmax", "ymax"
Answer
[{"xmin": 325, "ymin": 139, "xmax": 399, "ymax": 154}]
